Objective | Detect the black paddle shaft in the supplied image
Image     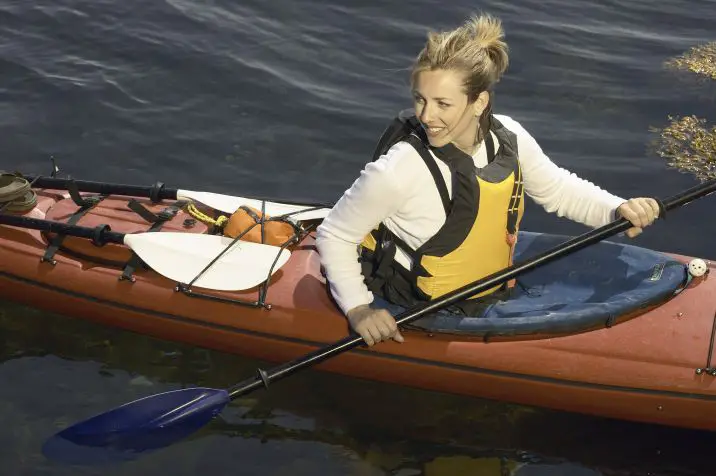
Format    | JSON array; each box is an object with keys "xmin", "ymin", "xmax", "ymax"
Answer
[
  {"xmin": 0, "ymin": 214, "xmax": 126, "ymax": 245},
  {"xmin": 24, "ymin": 175, "xmax": 179, "ymax": 202},
  {"xmin": 227, "ymin": 177, "xmax": 716, "ymax": 399},
  {"xmin": 23, "ymin": 175, "xmax": 331, "ymax": 208}
]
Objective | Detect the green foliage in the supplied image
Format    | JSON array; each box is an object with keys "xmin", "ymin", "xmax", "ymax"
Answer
[{"xmin": 654, "ymin": 42, "xmax": 716, "ymax": 180}]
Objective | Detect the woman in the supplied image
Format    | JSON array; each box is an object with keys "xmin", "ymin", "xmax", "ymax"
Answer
[{"xmin": 315, "ymin": 13, "xmax": 660, "ymax": 346}]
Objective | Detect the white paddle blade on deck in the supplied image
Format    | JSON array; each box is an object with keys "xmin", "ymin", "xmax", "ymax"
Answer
[
  {"xmin": 123, "ymin": 233, "xmax": 291, "ymax": 291},
  {"xmin": 177, "ymin": 190, "xmax": 330, "ymax": 221}
]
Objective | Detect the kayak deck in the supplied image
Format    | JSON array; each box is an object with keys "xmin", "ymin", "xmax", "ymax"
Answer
[
  {"xmin": 1, "ymin": 188, "xmax": 716, "ymax": 432},
  {"xmin": 409, "ymin": 231, "xmax": 689, "ymax": 337}
]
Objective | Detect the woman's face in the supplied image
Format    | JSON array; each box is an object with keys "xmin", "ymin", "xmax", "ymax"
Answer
[{"xmin": 412, "ymin": 69, "xmax": 488, "ymax": 153}]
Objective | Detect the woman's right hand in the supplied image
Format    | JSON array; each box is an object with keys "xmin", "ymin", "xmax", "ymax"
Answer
[{"xmin": 346, "ymin": 304, "xmax": 405, "ymax": 346}]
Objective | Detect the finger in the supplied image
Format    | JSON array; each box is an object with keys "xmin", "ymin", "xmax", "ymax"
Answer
[
  {"xmin": 360, "ymin": 330, "xmax": 375, "ymax": 346},
  {"xmin": 626, "ymin": 227, "xmax": 643, "ymax": 238},
  {"xmin": 618, "ymin": 203, "xmax": 638, "ymax": 223},
  {"xmin": 375, "ymin": 312, "xmax": 404, "ymax": 343},
  {"xmin": 378, "ymin": 311, "xmax": 398, "ymax": 335},
  {"xmin": 365, "ymin": 322, "xmax": 384, "ymax": 345},
  {"xmin": 374, "ymin": 319, "xmax": 394, "ymax": 341},
  {"xmin": 639, "ymin": 199, "xmax": 657, "ymax": 226},
  {"xmin": 629, "ymin": 200, "xmax": 651, "ymax": 228},
  {"xmin": 646, "ymin": 198, "xmax": 661, "ymax": 221},
  {"xmin": 356, "ymin": 323, "xmax": 377, "ymax": 346},
  {"xmin": 360, "ymin": 333, "xmax": 374, "ymax": 346}
]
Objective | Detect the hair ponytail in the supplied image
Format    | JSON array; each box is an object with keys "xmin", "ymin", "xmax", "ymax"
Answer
[{"xmin": 411, "ymin": 13, "xmax": 509, "ymax": 143}]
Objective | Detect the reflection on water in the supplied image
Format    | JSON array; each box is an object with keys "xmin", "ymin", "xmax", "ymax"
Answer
[{"xmin": 2, "ymin": 301, "xmax": 716, "ymax": 475}]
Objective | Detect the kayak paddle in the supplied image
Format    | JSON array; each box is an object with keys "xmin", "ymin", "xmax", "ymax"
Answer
[
  {"xmin": 22, "ymin": 175, "xmax": 332, "ymax": 221},
  {"xmin": 0, "ymin": 214, "xmax": 290, "ymax": 291},
  {"xmin": 41, "ymin": 177, "xmax": 716, "ymax": 463}
]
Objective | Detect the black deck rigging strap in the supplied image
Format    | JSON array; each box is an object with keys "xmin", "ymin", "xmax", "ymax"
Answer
[
  {"xmin": 119, "ymin": 199, "xmax": 187, "ymax": 282},
  {"xmin": 41, "ymin": 179, "xmax": 106, "ymax": 264}
]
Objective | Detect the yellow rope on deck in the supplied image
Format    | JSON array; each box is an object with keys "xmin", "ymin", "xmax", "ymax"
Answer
[{"xmin": 184, "ymin": 202, "xmax": 229, "ymax": 229}]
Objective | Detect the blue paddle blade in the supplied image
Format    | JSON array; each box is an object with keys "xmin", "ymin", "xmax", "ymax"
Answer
[{"xmin": 42, "ymin": 387, "xmax": 229, "ymax": 465}]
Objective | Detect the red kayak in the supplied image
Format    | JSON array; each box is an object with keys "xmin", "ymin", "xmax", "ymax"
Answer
[{"xmin": 1, "ymin": 174, "xmax": 715, "ymax": 432}]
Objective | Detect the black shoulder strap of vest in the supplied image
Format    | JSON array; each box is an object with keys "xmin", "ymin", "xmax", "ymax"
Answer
[
  {"xmin": 404, "ymin": 135, "xmax": 451, "ymax": 215},
  {"xmin": 371, "ymin": 110, "xmax": 451, "ymax": 216},
  {"xmin": 485, "ymin": 131, "xmax": 496, "ymax": 163},
  {"xmin": 371, "ymin": 111, "xmax": 421, "ymax": 162}
]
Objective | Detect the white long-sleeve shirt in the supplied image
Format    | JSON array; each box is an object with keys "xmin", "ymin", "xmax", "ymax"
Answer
[{"xmin": 315, "ymin": 114, "xmax": 626, "ymax": 314}]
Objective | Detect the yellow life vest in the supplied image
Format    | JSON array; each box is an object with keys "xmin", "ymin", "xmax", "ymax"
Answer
[{"xmin": 359, "ymin": 112, "xmax": 524, "ymax": 314}]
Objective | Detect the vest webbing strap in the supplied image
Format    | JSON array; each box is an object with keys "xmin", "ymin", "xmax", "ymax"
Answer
[{"xmin": 506, "ymin": 161, "xmax": 523, "ymax": 235}]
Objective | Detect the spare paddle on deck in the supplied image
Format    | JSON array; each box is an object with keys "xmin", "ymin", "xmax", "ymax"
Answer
[
  {"xmin": 177, "ymin": 189, "xmax": 331, "ymax": 221},
  {"xmin": 41, "ymin": 177, "xmax": 716, "ymax": 463},
  {"xmin": 23, "ymin": 175, "xmax": 332, "ymax": 221},
  {"xmin": 0, "ymin": 214, "xmax": 290, "ymax": 291}
]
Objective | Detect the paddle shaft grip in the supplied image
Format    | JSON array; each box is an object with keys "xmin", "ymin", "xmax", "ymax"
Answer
[
  {"xmin": 228, "ymin": 177, "xmax": 716, "ymax": 399},
  {"xmin": 0, "ymin": 214, "xmax": 126, "ymax": 245}
]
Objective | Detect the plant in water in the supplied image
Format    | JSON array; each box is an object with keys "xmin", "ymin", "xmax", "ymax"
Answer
[
  {"xmin": 664, "ymin": 42, "xmax": 716, "ymax": 80},
  {"xmin": 653, "ymin": 42, "xmax": 716, "ymax": 181},
  {"xmin": 654, "ymin": 115, "xmax": 716, "ymax": 181}
]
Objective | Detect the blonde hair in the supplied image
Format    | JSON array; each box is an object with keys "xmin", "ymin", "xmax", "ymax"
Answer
[{"xmin": 411, "ymin": 14, "xmax": 509, "ymax": 138}]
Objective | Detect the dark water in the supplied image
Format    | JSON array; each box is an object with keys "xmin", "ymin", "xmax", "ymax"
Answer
[{"xmin": 1, "ymin": 0, "xmax": 715, "ymax": 474}]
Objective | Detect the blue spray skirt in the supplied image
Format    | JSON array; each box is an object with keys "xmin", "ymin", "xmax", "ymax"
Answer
[{"xmin": 407, "ymin": 231, "xmax": 688, "ymax": 338}]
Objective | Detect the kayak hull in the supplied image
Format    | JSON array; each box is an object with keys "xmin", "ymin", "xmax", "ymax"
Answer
[{"xmin": 2, "ymin": 188, "xmax": 716, "ymax": 431}]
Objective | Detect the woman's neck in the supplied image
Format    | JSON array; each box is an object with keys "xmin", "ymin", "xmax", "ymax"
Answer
[{"xmin": 453, "ymin": 122, "xmax": 483, "ymax": 156}]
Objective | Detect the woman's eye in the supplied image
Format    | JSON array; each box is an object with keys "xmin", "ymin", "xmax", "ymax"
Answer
[
  {"xmin": 439, "ymin": 102, "xmax": 450, "ymax": 108},
  {"xmin": 413, "ymin": 96, "xmax": 425, "ymax": 103}
]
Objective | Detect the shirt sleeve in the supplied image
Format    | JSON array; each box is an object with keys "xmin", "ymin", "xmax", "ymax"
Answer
[
  {"xmin": 315, "ymin": 142, "xmax": 419, "ymax": 315},
  {"xmin": 499, "ymin": 116, "xmax": 626, "ymax": 228}
]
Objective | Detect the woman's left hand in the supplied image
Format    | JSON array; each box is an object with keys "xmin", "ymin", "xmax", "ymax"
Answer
[{"xmin": 616, "ymin": 198, "xmax": 661, "ymax": 238}]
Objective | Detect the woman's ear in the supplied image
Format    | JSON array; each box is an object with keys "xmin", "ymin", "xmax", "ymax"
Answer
[{"xmin": 473, "ymin": 91, "xmax": 490, "ymax": 117}]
